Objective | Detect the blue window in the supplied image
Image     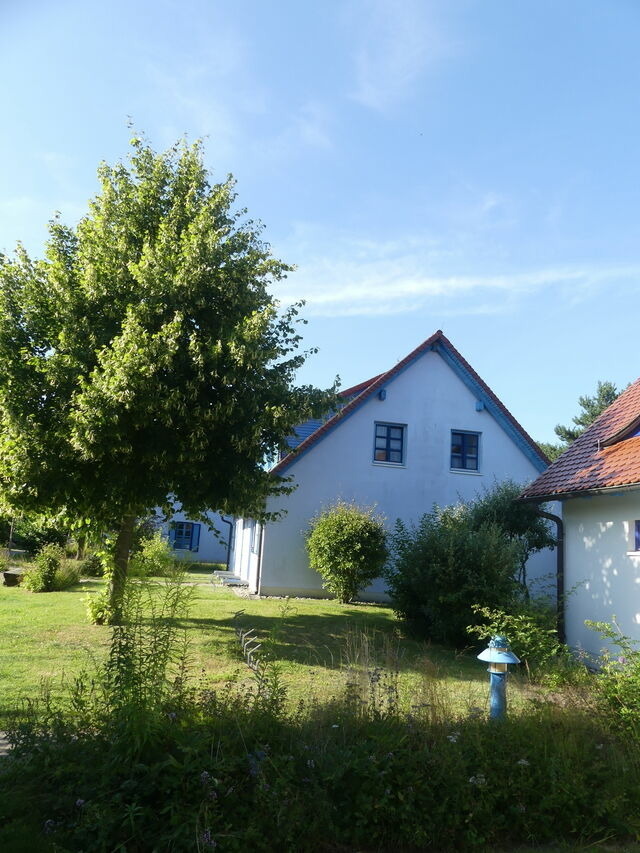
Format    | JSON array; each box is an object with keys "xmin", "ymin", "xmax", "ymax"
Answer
[
  {"xmin": 451, "ymin": 431, "xmax": 480, "ymax": 471},
  {"xmin": 169, "ymin": 521, "xmax": 201, "ymax": 552},
  {"xmin": 635, "ymin": 520, "xmax": 640, "ymax": 551},
  {"xmin": 374, "ymin": 422, "xmax": 405, "ymax": 464}
]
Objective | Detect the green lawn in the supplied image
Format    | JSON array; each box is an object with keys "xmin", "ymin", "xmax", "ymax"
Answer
[{"xmin": 0, "ymin": 572, "xmax": 504, "ymax": 721}]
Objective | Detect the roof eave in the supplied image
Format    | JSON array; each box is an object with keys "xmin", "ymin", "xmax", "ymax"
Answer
[{"xmin": 520, "ymin": 481, "xmax": 640, "ymax": 503}]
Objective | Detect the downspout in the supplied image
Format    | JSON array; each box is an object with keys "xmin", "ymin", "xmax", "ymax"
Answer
[
  {"xmin": 537, "ymin": 510, "xmax": 565, "ymax": 644},
  {"xmin": 255, "ymin": 522, "xmax": 265, "ymax": 596},
  {"xmin": 219, "ymin": 515, "xmax": 234, "ymax": 572}
]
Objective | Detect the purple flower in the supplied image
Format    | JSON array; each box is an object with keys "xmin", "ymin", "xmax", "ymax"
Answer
[{"xmin": 75, "ymin": 798, "xmax": 86, "ymax": 807}]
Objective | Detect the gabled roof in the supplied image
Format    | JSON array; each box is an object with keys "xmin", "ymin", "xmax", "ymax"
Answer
[
  {"xmin": 521, "ymin": 377, "xmax": 640, "ymax": 501},
  {"xmin": 282, "ymin": 374, "xmax": 383, "ymax": 453},
  {"xmin": 273, "ymin": 330, "xmax": 548, "ymax": 475}
]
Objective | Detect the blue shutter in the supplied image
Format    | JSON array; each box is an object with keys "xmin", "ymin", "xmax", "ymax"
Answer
[
  {"xmin": 190, "ymin": 523, "xmax": 201, "ymax": 553},
  {"xmin": 168, "ymin": 526, "xmax": 176, "ymax": 548}
]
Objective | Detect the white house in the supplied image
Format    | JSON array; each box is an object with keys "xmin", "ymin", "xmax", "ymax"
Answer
[
  {"xmin": 155, "ymin": 508, "xmax": 232, "ymax": 565},
  {"xmin": 521, "ymin": 377, "xmax": 640, "ymax": 660},
  {"xmin": 230, "ymin": 330, "xmax": 554, "ymax": 600}
]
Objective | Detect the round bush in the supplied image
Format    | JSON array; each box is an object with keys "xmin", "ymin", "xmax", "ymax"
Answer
[
  {"xmin": 80, "ymin": 553, "xmax": 104, "ymax": 577},
  {"xmin": 306, "ymin": 502, "xmax": 387, "ymax": 603},
  {"xmin": 23, "ymin": 543, "xmax": 64, "ymax": 592}
]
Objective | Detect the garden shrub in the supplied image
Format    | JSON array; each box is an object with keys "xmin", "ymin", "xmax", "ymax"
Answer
[
  {"xmin": 129, "ymin": 531, "xmax": 177, "ymax": 578},
  {"xmin": 467, "ymin": 601, "xmax": 579, "ymax": 681},
  {"xmin": 306, "ymin": 501, "xmax": 387, "ymax": 603},
  {"xmin": 586, "ymin": 620, "xmax": 640, "ymax": 734},
  {"xmin": 86, "ymin": 589, "xmax": 111, "ymax": 625},
  {"xmin": 22, "ymin": 543, "xmax": 65, "ymax": 592},
  {"xmin": 385, "ymin": 505, "xmax": 520, "ymax": 644},
  {"xmin": 80, "ymin": 553, "xmax": 104, "ymax": 577},
  {"xmin": 467, "ymin": 480, "xmax": 556, "ymax": 596},
  {"xmin": 52, "ymin": 560, "xmax": 81, "ymax": 591}
]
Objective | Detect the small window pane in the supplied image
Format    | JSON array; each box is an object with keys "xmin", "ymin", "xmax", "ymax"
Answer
[
  {"xmin": 635, "ymin": 520, "xmax": 640, "ymax": 551},
  {"xmin": 375, "ymin": 449, "xmax": 387, "ymax": 461}
]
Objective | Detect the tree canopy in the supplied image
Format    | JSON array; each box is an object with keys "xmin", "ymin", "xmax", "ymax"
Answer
[
  {"xmin": 0, "ymin": 136, "xmax": 335, "ymax": 617},
  {"xmin": 538, "ymin": 380, "xmax": 622, "ymax": 462}
]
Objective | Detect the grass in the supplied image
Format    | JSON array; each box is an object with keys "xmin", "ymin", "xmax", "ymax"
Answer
[
  {"xmin": 0, "ymin": 568, "xmax": 513, "ymax": 722},
  {"xmin": 2, "ymin": 571, "xmax": 639, "ymax": 852}
]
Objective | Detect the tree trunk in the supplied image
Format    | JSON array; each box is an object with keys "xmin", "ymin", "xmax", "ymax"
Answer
[
  {"xmin": 108, "ymin": 514, "xmax": 136, "ymax": 624},
  {"xmin": 76, "ymin": 534, "xmax": 86, "ymax": 561}
]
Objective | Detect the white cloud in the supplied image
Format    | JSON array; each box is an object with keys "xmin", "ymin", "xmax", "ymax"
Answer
[
  {"xmin": 271, "ymin": 233, "xmax": 640, "ymax": 317},
  {"xmin": 347, "ymin": 0, "xmax": 452, "ymax": 111}
]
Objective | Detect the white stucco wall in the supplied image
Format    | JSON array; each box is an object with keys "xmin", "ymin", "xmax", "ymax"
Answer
[
  {"xmin": 563, "ymin": 492, "xmax": 640, "ymax": 660},
  {"xmin": 254, "ymin": 348, "xmax": 555, "ymax": 600}
]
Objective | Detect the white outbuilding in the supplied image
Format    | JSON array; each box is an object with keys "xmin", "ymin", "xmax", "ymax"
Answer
[{"xmin": 521, "ymin": 378, "xmax": 640, "ymax": 660}]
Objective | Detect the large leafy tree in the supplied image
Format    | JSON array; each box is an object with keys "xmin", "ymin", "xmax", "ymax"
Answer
[
  {"xmin": 538, "ymin": 380, "xmax": 621, "ymax": 461},
  {"xmin": 0, "ymin": 136, "xmax": 334, "ymax": 619}
]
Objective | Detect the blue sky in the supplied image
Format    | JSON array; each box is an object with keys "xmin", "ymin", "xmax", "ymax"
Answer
[{"xmin": 2, "ymin": 0, "xmax": 639, "ymax": 443}]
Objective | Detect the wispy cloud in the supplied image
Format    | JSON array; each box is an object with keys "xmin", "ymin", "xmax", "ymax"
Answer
[
  {"xmin": 346, "ymin": 0, "xmax": 453, "ymax": 111},
  {"xmin": 272, "ymin": 232, "xmax": 640, "ymax": 317}
]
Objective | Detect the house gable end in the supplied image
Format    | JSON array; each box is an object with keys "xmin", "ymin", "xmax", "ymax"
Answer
[{"xmin": 272, "ymin": 331, "xmax": 547, "ymax": 476}]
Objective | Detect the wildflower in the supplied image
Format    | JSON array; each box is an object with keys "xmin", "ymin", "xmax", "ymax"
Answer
[
  {"xmin": 43, "ymin": 820, "xmax": 56, "ymax": 833},
  {"xmin": 75, "ymin": 798, "xmax": 86, "ymax": 807},
  {"xmin": 618, "ymin": 656, "xmax": 628, "ymax": 665},
  {"xmin": 447, "ymin": 731, "xmax": 460, "ymax": 743},
  {"xmin": 200, "ymin": 771, "xmax": 211, "ymax": 784},
  {"xmin": 595, "ymin": 743, "xmax": 604, "ymax": 750},
  {"xmin": 200, "ymin": 828, "xmax": 217, "ymax": 848},
  {"xmin": 468, "ymin": 774, "xmax": 486, "ymax": 786},
  {"xmin": 517, "ymin": 758, "xmax": 530, "ymax": 766},
  {"xmin": 386, "ymin": 752, "xmax": 394, "ymax": 759},
  {"xmin": 306, "ymin": 758, "xmax": 315, "ymax": 769},
  {"xmin": 331, "ymin": 724, "xmax": 339, "ymax": 728},
  {"xmin": 516, "ymin": 803, "xmax": 526, "ymax": 813},
  {"xmin": 167, "ymin": 711, "xmax": 177, "ymax": 721}
]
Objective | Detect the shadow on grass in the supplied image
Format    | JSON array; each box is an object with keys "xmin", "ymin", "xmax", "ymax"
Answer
[{"xmin": 178, "ymin": 605, "xmax": 482, "ymax": 680}]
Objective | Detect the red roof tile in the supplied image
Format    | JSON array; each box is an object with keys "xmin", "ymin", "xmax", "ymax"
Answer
[
  {"xmin": 521, "ymin": 377, "xmax": 640, "ymax": 500},
  {"xmin": 273, "ymin": 330, "xmax": 546, "ymax": 475}
]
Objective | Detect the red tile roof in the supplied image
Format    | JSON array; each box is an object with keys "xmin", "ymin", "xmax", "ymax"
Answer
[
  {"xmin": 272, "ymin": 330, "xmax": 546, "ymax": 475},
  {"xmin": 521, "ymin": 377, "xmax": 640, "ymax": 500}
]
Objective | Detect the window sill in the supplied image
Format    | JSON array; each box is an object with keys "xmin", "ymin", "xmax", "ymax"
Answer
[
  {"xmin": 372, "ymin": 461, "xmax": 407, "ymax": 469},
  {"xmin": 450, "ymin": 469, "xmax": 483, "ymax": 476},
  {"xmin": 626, "ymin": 551, "xmax": 640, "ymax": 557}
]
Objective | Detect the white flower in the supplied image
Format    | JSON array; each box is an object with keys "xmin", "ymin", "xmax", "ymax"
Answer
[
  {"xmin": 517, "ymin": 758, "xmax": 530, "ymax": 766},
  {"xmin": 468, "ymin": 774, "xmax": 487, "ymax": 786},
  {"xmin": 447, "ymin": 731, "xmax": 460, "ymax": 743}
]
